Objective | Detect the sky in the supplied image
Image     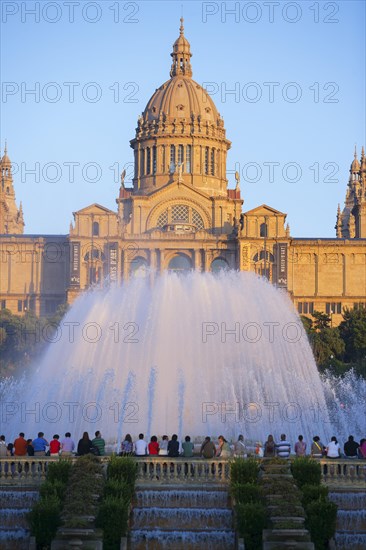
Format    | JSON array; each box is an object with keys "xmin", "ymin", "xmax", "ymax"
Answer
[{"xmin": 1, "ymin": 0, "xmax": 365, "ymax": 236}]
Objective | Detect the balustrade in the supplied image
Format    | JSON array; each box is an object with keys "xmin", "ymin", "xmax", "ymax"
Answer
[{"xmin": 0, "ymin": 457, "xmax": 364, "ymax": 487}]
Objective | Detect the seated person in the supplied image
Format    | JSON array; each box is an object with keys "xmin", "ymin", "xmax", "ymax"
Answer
[{"xmin": 344, "ymin": 435, "xmax": 359, "ymax": 458}]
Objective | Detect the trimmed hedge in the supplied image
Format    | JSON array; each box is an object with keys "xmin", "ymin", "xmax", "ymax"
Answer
[
  {"xmin": 305, "ymin": 500, "xmax": 338, "ymax": 550},
  {"xmin": 235, "ymin": 502, "xmax": 268, "ymax": 550},
  {"xmin": 46, "ymin": 459, "xmax": 72, "ymax": 484},
  {"xmin": 301, "ymin": 483, "xmax": 329, "ymax": 507},
  {"xmin": 96, "ymin": 496, "xmax": 129, "ymax": 549},
  {"xmin": 28, "ymin": 495, "xmax": 62, "ymax": 548},
  {"xmin": 98, "ymin": 456, "xmax": 137, "ymax": 549},
  {"xmin": 230, "ymin": 458, "xmax": 260, "ymax": 484},
  {"xmin": 290, "ymin": 457, "xmax": 337, "ymax": 548},
  {"xmin": 291, "ymin": 457, "xmax": 321, "ymax": 487},
  {"xmin": 107, "ymin": 455, "xmax": 138, "ymax": 483},
  {"xmin": 231, "ymin": 482, "xmax": 263, "ymax": 504}
]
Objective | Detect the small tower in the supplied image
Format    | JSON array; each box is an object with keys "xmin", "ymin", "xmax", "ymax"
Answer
[
  {"xmin": 335, "ymin": 204, "xmax": 342, "ymax": 238},
  {"xmin": 0, "ymin": 143, "xmax": 24, "ymax": 234},
  {"xmin": 337, "ymin": 146, "xmax": 366, "ymax": 238}
]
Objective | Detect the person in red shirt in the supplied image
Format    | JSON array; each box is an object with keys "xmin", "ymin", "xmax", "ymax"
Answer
[
  {"xmin": 13, "ymin": 432, "xmax": 28, "ymax": 456},
  {"xmin": 50, "ymin": 434, "xmax": 61, "ymax": 457},
  {"xmin": 148, "ymin": 435, "xmax": 159, "ymax": 455}
]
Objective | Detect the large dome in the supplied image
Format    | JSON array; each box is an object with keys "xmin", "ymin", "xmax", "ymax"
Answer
[
  {"xmin": 143, "ymin": 76, "xmax": 220, "ymax": 124},
  {"xmin": 130, "ymin": 18, "xmax": 231, "ymax": 197}
]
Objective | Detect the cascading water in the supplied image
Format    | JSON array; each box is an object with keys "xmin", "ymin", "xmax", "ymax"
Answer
[{"xmin": 2, "ymin": 271, "xmax": 365, "ymax": 446}]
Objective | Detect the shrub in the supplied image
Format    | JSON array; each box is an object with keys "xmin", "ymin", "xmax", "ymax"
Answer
[
  {"xmin": 230, "ymin": 458, "xmax": 260, "ymax": 485},
  {"xmin": 305, "ymin": 500, "xmax": 337, "ymax": 550},
  {"xmin": 235, "ymin": 502, "xmax": 268, "ymax": 550},
  {"xmin": 28, "ymin": 495, "xmax": 62, "ymax": 548},
  {"xmin": 107, "ymin": 455, "xmax": 137, "ymax": 483},
  {"xmin": 96, "ymin": 495, "xmax": 129, "ymax": 549},
  {"xmin": 46, "ymin": 459, "xmax": 72, "ymax": 485},
  {"xmin": 104, "ymin": 478, "xmax": 135, "ymax": 503},
  {"xmin": 301, "ymin": 484, "xmax": 329, "ymax": 507},
  {"xmin": 291, "ymin": 457, "xmax": 321, "ymax": 488},
  {"xmin": 40, "ymin": 479, "xmax": 67, "ymax": 502},
  {"xmin": 231, "ymin": 482, "xmax": 263, "ymax": 504}
]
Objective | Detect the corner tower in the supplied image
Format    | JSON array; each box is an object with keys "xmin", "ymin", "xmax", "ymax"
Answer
[
  {"xmin": 130, "ymin": 18, "xmax": 231, "ymax": 197},
  {"xmin": 0, "ymin": 143, "xmax": 24, "ymax": 234},
  {"xmin": 336, "ymin": 146, "xmax": 366, "ymax": 238}
]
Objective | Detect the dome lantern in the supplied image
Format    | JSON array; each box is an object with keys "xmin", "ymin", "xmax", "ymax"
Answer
[{"xmin": 170, "ymin": 18, "xmax": 193, "ymax": 78}]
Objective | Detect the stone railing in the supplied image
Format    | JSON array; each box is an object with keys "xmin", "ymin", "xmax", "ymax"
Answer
[
  {"xmin": 1, "ymin": 457, "xmax": 365, "ymax": 487},
  {"xmin": 319, "ymin": 458, "xmax": 366, "ymax": 488},
  {"xmin": 134, "ymin": 457, "xmax": 230, "ymax": 484},
  {"xmin": 0, "ymin": 456, "xmax": 230, "ymax": 485}
]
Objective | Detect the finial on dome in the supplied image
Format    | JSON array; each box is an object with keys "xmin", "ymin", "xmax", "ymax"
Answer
[
  {"xmin": 4, "ymin": 140, "xmax": 7, "ymax": 155},
  {"xmin": 180, "ymin": 16, "xmax": 184, "ymax": 35},
  {"xmin": 354, "ymin": 145, "xmax": 357, "ymax": 158}
]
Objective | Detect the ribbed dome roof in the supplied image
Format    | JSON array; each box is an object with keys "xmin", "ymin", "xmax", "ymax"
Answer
[
  {"xmin": 143, "ymin": 76, "xmax": 220, "ymax": 124},
  {"xmin": 1, "ymin": 143, "xmax": 11, "ymax": 168},
  {"xmin": 351, "ymin": 149, "xmax": 360, "ymax": 172}
]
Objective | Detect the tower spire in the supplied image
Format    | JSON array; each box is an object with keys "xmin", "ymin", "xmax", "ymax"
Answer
[
  {"xmin": 170, "ymin": 18, "xmax": 192, "ymax": 78},
  {"xmin": 361, "ymin": 145, "xmax": 366, "ymax": 173}
]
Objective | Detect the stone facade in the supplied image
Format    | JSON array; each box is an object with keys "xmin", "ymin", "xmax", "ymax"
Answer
[{"xmin": 1, "ymin": 20, "xmax": 365, "ymax": 323}]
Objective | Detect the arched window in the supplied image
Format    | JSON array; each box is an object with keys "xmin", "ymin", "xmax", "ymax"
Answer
[
  {"xmin": 168, "ymin": 254, "xmax": 192, "ymax": 273},
  {"xmin": 140, "ymin": 149, "xmax": 145, "ymax": 176},
  {"xmin": 146, "ymin": 147, "xmax": 151, "ymax": 175},
  {"xmin": 130, "ymin": 256, "xmax": 149, "ymax": 277},
  {"xmin": 204, "ymin": 147, "xmax": 209, "ymax": 174},
  {"xmin": 156, "ymin": 205, "xmax": 205, "ymax": 230},
  {"xmin": 170, "ymin": 145, "xmax": 176, "ymax": 173},
  {"xmin": 92, "ymin": 221, "xmax": 99, "ymax": 236},
  {"xmin": 211, "ymin": 149, "xmax": 215, "ymax": 176},
  {"xmin": 211, "ymin": 258, "xmax": 229, "ymax": 272},
  {"xmin": 253, "ymin": 250, "xmax": 274, "ymax": 263},
  {"xmin": 6, "ymin": 186, "xmax": 9, "ymax": 194},
  {"xmin": 186, "ymin": 145, "xmax": 192, "ymax": 173},
  {"xmin": 260, "ymin": 223, "xmax": 268, "ymax": 237},
  {"xmin": 152, "ymin": 146, "xmax": 157, "ymax": 174},
  {"xmin": 84, "ymin": 248, "xmax": 105, "ymax": 261},
  {"xmin": 178, "ymin": 144, "xmax": 184, "ymax": 167}
]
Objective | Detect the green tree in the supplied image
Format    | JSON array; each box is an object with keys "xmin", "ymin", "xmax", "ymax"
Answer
[
  {"xmin": 311, "ymin": 327, "xmax": 345, "ymax": 369},
  {"xmin": 312, "ymin": 311, "xmax": 331, "ymax": 331},
  {"xmin": 338, "ymin": 307, "xmax": 366, "ymax": 363}
]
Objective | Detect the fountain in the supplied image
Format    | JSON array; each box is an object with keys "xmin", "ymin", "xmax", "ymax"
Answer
[{"xmin": 2, "ymin": 270, "xmax": 365, "ymax": 447}]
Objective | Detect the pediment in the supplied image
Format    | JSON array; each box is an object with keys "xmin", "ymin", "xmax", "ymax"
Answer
[
  {"xmin": 244, "ymin": 204, "xmax": 287, "ymax": 217},
  {"xmin": 73, "ymin": 203, "xmax": 116, "ymax": 217}
]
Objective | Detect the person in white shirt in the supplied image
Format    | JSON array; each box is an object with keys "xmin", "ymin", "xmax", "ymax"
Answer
[
  {"xmin": 134, "ymin": 433, "xmax": 148, "ymax": 456},
  {"xmin": 326, "ymin": 436, "xmax": 341, "ymax": 458}
]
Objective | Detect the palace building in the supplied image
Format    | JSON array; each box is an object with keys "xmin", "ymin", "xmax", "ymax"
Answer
[{"xmin": 1, "ymin": 20, "xmax": 365, "ymax": 325}]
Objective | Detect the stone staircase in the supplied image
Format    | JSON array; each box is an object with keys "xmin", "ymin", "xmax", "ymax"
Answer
[
  {"xmin": 329, "ymin": 490, "xmax": 366, "ymax": 550},
  {"xmin": 0, "ymin": 487, "xmax": 39, "ymax": 550},
  {"xmin": 129, "ymin": 486, "xmax": 235, "ymax": 549},
  {"xmin": 260, "ymin": 461, "xmax": 314, "ymax": 550}
]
